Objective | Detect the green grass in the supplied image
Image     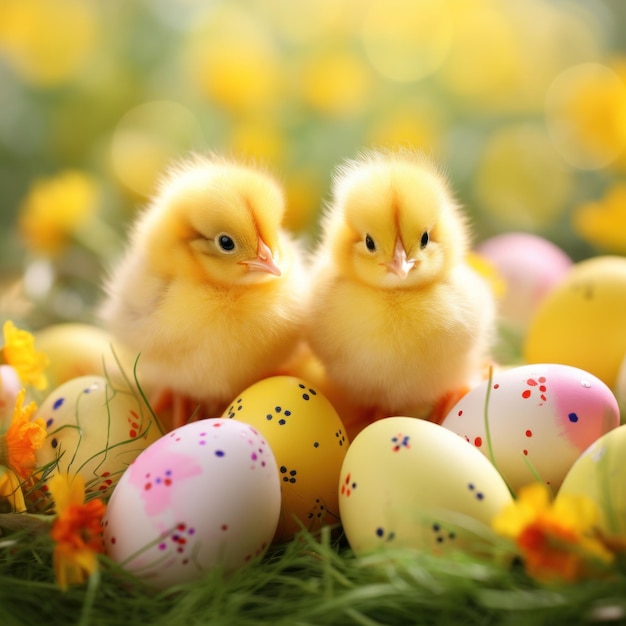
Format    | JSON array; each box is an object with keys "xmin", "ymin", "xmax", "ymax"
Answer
[{"xmin": 2, "ymin": 520, "xmax": 626, "ymax": 626}]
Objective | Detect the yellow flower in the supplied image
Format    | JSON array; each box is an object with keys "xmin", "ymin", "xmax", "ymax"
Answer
[
  {"xmin": 18, "ymin": 170, "xmax": 100, "ymax": 256},
  {"xmin": 0, "ymin": 465, "xmax": 27, "ymax": 513},
  {"xmin": 2, "ymin": 321, "xmax": 49, "ymax": 390},
  {"xmin": 493, "ymin": 483, "xmax": 614, "ymax": 582},
  {"xmin": 573, "ymin": 184, "xmax": 626, "ymax": 254},
  {"xmin": 49, "ymin": 473, "xmax": 106, "ymax": 590},
  {"xmin": 0, "ymin": 0, "xmax": 98, "ymax": 87},
  {"xmin": 466, "ymin": 252, "xmax": 506, "ymax": 299},
  {"xmin": 0, "ymin": 388, "xmax": 45, "ymax": 480},
  {"xmin": 299, "ymin": 49, "xmax": 372, "ymax": 117},
  {"xmin": 545, "ymin": 62, "xmax": 626, "ymax": 169},
  {"xmin": 184, "ymin": 6, "xmax": 281, "ymax": 113}
]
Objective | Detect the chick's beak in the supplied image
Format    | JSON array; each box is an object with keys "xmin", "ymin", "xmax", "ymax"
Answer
[
  {"xmin": 242, "ymin": 238, "xmax": 282, "ymax": 276},
  {"xmin": 385, "ymin": 238, "xmax": 415, "ymax": 279}
]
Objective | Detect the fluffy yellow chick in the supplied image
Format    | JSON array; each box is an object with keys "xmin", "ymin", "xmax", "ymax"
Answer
[
  {"xmin": 100, "ymin": 154, "xmax": 306, "ymax": 426},
  {"xmin": 306, "ymin": 149, "xmax": 495, "ymax": 435}
]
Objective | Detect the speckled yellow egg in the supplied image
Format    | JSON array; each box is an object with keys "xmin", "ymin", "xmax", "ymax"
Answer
[
  {"xmin": 524, "ymin": 256, "xmax": 626, "ymax": 390},
  {"xmin": 36, "ymin": 376, "xmax": 163, "ymax": 496},
  {"xmin": 557, "ymin": 425, "xmax": 626, "ymax": 538},
  {"xmin": 339, "ymin": 417, "xmax": 512, "ymax": 556},
  {"xmin": 222, "ymin": 376, "xmax": 348, "ymax": 542},
  {"xmin": 34, "ymin": 323, "xmax": 135, "ymax": 390}
]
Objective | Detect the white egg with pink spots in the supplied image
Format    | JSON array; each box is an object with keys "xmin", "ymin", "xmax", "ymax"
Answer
[
  {"xmin": 103, "ymin": 418, "xmax": 281, "ymax": 589},
  {"xmin": 441, "ymin": 364, "xmax": 620, "ymax": 493}
]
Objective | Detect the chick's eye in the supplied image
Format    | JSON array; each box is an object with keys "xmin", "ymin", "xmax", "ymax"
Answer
[
  {"xmin": 365, "ymin": 234, "xmax": 376, "ymax": 252},
  {"xmin": 217, "ymin": 234, "xmax": 236, "ymax": 252},
  {"xmin": 420, "ymin": 231, "xmax": 429, "ymax": 248}
]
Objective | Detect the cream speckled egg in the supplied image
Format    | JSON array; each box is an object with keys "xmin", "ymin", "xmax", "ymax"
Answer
[
  {"xmin": 441, "ymin": 364, "xmax": 620, "ymax": 493},
  {"xmin": 103, "ymin": 418, "xmax": 281, "ymax": 589},
  {"xmin": 35, "ymin": 376, "xmax": 162, "ymax": 495},
  {"xmin": 339, "ymin": 417, "xmax": 512, "ymax": 556},
  {"xmin": 222, "ymin": 376, "xmax": 348, "ymax": 542},
  {"xmin": 557, "ymin": 425, "xmax": 626, "ymax": 539}
]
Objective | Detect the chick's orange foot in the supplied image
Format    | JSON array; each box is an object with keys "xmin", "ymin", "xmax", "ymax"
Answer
[{"xmin": 150, "ymin": 388, "xmax": 220, "ymax": 432}]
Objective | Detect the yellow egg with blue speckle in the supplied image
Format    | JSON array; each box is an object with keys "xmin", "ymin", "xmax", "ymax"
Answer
[
  {"xmin": 222, "ymin": 376, "xmax": 348, "ymax": 542},
  {"xmin": 36, "ymin": 376, "xmax": 163, "ymax": 497}
]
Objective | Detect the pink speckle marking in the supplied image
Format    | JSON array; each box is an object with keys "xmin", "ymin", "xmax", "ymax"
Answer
[
  {"xmin": 522, "ymin": 390, "xmax": 531, "ymax": 399},
  {"xmin": 129, "ymin": 449, "xmax": 202, "ymax": 516},
  {"xmin": 474, "ymin": 437, "xmax": 482, "ymax": 447},
  {"xmin": 525, "ymin": 430, "xmax": 533, "ymax": 438}
]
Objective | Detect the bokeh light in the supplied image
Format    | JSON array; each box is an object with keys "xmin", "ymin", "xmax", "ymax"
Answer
[
  {"xmin": 110, "ymin": 101, "xmax": 205, "ymax": 199},
  {"xmin": 474, "ymin": 124, "xmax": 572, "ymax": 230},
  {"xmin": 361, "ymin": 0, "xmax": 453, "ymax": 83}
]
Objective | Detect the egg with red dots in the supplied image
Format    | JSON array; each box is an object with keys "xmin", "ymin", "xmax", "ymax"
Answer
[
  {"xmin": 35, "ymin": 376, "xmax": 162, "ymax": 496},
  {"xmin": 222, "ymin": 376, "xmax": 349, "ymax": 543},
  {"xmin": 338, "ymin": 417, "xmax": 513, "ymax": 556},
  {"xmin": 103, "ymin": 418, "xmax": 281, "ymax": 589},
  {"xmin": 441, "ymin": 364, "xmax": 620, "ymax": 493}
]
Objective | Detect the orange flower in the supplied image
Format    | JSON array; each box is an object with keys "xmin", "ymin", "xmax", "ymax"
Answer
[
  {"xmin": 2, "ymin": 321, "xmax": 49, "ymax": 390},
  {"xmin": 0, "ymin": 388, "xmax": 45, "ymax": 479},
  {"xmin": 493, "ymin": 483, "xmax": 614, "ymax": 582},
  {"xmin": 48, "ymin": 473, "xmax": 106, "ymax": 590}
]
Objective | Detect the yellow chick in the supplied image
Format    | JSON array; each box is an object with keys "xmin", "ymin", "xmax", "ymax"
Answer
[
  {"xmin": 100, "ymin": 154, "xmax": 306, "ymax": 427},
  {"xmin": 306, "ymin": 149, "xmax": 495, "ymax": 435}
]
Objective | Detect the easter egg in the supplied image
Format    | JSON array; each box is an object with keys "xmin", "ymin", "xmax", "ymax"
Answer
[
  {"xmin": 222, "ymin": 376, "xmax": 348, "ymax": 542},
  {"xmin": 477, "ymin": 232, "xmax": 572, "ymax": 330},
  {"xmin": 615, "ymin": 353, "xmax": 626, "ymax": 412},
  {"xmin": 441, "ymin": 364, "xmax": 620, "ymax": 493},
  {"xmin": 35, "ymin": 376, "xmax": 162, "ymax": 495},
  {"xmin": 339, "ymin": 417, "xmax": 512, "ymax": 556},
  {"xmin": 34, "ymin": 323, "xmax": 135, "ymax": 390},
  {"xmin": 524, "ymin": 255, "xmax": 626, "ymax": 390},
  {"xmin": 0, "ymin": 365, "xmax": 21, "ymax": 429},
  {"xmin": 557, "ymin": 425, "xmax": 626, "ymax": 539},
  {"xmin": 103, "ymin": 418, "xmax": 281, "ymax": 589}
]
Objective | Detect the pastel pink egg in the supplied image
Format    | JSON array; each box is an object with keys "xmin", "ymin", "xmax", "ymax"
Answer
[
  {"xmin": 441, "ymin": 363, "xmax": 619, "ymax": 493},
  {"xmin": 477, "ymin": 232, "xmax": 572, "ymax": 330},
  {"xmin": 103, "ymin": 418, "xmax": 281, "ymax": 589}
]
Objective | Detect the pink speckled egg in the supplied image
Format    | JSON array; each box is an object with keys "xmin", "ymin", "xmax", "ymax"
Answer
[
  {"xmin": 477, "ymin": 232, "xmax": 572, "ymax": 330},
  {"xmin": 103, "ymin": 418, "xmax": 281, "ymax": 589},
  {"xmin": 441, "ymin": 364, "xmax": 620, "ymax": 493},
  {"xmin": 0, "ymin": 365, "xmax": 21, "ymax": 429}
]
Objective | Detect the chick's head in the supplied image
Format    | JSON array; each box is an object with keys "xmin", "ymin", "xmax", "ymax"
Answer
[
  {"xmin": 326, "ymin": 150, "xmax": 468, "ymax": 289},
  {"xmin": 138, "ymin": 155, "xmax": 286, "ymax": 287}
]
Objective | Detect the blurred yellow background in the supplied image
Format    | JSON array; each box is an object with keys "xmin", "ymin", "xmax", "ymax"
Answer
[{"xmin": 0, "ymin": 0, "xmax": 625, "ymax": 326}]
